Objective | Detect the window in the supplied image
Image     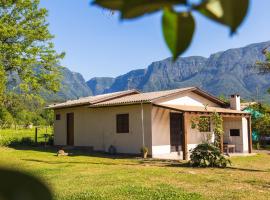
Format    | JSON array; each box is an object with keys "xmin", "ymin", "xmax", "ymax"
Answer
[
  {"xmin": 116, "ymin": 114, "xmax": 129, "ymax": 133},
  {"xmin": 55, "ymin": 114, "xmax": 61, "ymax": 120},
  {"xmin": 198, "ymin": 116, "xmax": 211, "ymax": 132},
  {"xmin": 230, "ymin": 129, "xmax": 240, "ymax": 136}
]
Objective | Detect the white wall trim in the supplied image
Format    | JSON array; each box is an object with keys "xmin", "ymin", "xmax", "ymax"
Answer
[
  {"xmin": 188, "ymin": 144, "xmax": 199, "ymax": 152},
  {"xmin": 152, "ymin": 145, "xmax": 170, "ymax": 155}
]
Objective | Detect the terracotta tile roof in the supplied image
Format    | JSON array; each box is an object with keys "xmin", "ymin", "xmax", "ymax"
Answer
[
  {"xmin": 48, "ymin": 89, "xmax": 139, "ymax": 109},
  {"xmin": 49, "ymin": 87, "xmax": 228, "ymax": 109},
  {"xmin": 155, "ymin": 104, "xmax": 249, "ymax": 115},
  {"xmin": 90, "ymin": 87, "xmax": 196, "ymax": 107}
]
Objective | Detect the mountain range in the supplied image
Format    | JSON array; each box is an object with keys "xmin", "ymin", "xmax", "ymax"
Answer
[{"xmin": 54, "ymin": 41, "xmax": 270, "ymax": 102}]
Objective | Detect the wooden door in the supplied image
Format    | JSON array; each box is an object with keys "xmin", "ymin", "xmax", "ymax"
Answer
[
  {"xmin": 170, "ymin": 113, "xmax": 183, "ymax": 152},
  {"xmin": 66, "ymin": 113, "xmax": 74, "ymax": 146}
]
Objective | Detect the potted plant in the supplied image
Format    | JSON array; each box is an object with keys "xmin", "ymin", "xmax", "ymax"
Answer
[{"xmin": 140, "ymin": 146, "xmax": 148, "ymax": 159}]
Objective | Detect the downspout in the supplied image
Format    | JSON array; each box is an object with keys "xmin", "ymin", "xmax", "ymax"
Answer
[{"xmin": 141, "ymin": 102, "xmax": 145, "ymax": 147}]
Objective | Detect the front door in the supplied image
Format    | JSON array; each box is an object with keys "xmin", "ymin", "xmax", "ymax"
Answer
[
  {"xmin": 170, "ymin": 113, "xmax": 183, "ymax": 152},
  {"xmin": 66, "ymin": 113, "xmax": 74, "ymax": 146}
]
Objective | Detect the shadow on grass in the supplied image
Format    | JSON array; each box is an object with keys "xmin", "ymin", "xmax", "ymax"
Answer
[
  {"xmin": 8, "ymin": 145, "xmax": 139, "ymax": 159},
  {"xmin": 139, "ymin": 159, "xmax": 190, "ymax": 168},
  {"xmin": 21, "ymin": 158, "xmax": 140, "ymax": 166},
  {"xmin": 21, "ymin": 158, "xmax": 190, "ymax": 169},
  {"xmin": 227, "ymin": 167, "xmax": 270, "ymax": 173},
  {"xmin": 8, "ymin": 146, "xmax": 270, "ymax": 172}
]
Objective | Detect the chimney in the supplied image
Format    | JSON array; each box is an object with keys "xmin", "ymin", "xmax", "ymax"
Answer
[{"xmin": 230, "ymin": 94, "xmax": 241, "ymax": 110}]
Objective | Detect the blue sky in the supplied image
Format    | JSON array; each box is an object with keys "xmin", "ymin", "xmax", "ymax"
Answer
[{"xmin": 40, "ymin": 0, "xmax": 270, "ymax": 80}]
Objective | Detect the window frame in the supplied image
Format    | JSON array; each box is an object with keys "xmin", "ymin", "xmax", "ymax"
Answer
[
  {"xmin": 230, "ymin": 129, "xmax": 240, "ymax": 137},
  {"xmin": 116, "ymin": 113, "xmax": 129, "ymax": 133},
  {"xmin": 55, "ymin": 114, "xmax": 61, "ymax": 121}
]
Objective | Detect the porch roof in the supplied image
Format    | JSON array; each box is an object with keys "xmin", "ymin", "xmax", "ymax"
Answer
[{"xmin": 154, "ymin": 104, "xmax": 250, "ymax": 116}]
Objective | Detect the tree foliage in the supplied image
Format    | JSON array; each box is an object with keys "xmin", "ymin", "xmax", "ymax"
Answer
[
  {"xmin": 250, "ymin": 103, "xmax": 270, "ymax": 145},
  {"xmin": 0, "ymin": 0, "xmax": 64, "ymax": 95},
  {"xmin": 253, "ymin": 113, "xmax": 270, "ymax": 137},
  {"xmin": 0, "ymin": 107, "xmax": 13, "ymax": 128},
  {"xmin": 93, "ymin": 0, "xmax": 250, "ymax": 59},
  {"xmin": 0, "ymin": 92, "xmax": 53, "ymax": 127},
  {"xmin": 255, "ymin": 49, "xmax": 270, "ymax": 77},
  {"xmin": 0, "ymin": 0, "xmax": 63, "ymax": 127},
  {"xmin": 211, "ymin": 112, "xmax": 224, "ymax": 151}
]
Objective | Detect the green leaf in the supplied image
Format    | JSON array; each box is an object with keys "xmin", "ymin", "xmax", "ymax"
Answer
[
  {"xmin": 121, "ymin": 0, "xmax": 187, "ymax": 19},
  {"xmin": 0, "ymin": 168, "xmax": 53, "ymax": 200},
  {"xmin": 197, "ymin": 0, "xmax": 249, "ymax": 34},
  {"xmin": 92, "ymin": 0, "xmax": 123, "ymax": 10},
  {"xmin": 93, "ymin": 0, "xmax": 187, "ymax": 19},
  {"xmin": 162, "ymin": 10, "xmax": 195, "ymax": 60}
]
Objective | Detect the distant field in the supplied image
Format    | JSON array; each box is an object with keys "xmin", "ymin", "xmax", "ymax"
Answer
[
  {"xmin": 0, "ymin": 145, "xmax": 269, "ymax": 200},
  {"xmin": 0, "ymin": 127, "xmax": 52, "ymax": 146}
]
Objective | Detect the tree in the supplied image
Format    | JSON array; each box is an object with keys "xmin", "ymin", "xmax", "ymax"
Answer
[
  {"xmin": 0, "ymin": 0, "xmax": 64, "ymax": 98},
  {"xmin": 252, "ymin": 113, "xmax": 270, "ymax": 145},
  {"xmin": 0, "ymin": 107, "xmax": 13, "ymax": 128},
  {"xmin": 255, "ymin": 49, "xmax": 270, "ymax": 75},
  {"xmin": 93, "ymin": 0, "xmax": 249, "ymax": 59}
]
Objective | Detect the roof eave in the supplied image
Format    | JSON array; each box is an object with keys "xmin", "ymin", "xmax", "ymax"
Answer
[{"xmin": 88, "ymin": 100, "xmax": 151, "ymax": 108}]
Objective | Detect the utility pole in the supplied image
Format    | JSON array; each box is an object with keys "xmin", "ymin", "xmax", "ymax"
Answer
[
  {"xmin": 256, "ymin": 86, "xmax": 260, "ymax": 103},
  {"xmin": 127, "ymin": 78, "xmax": 131, "ymax": 90}
]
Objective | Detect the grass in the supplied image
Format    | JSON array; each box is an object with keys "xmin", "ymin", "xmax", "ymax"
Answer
[
  {"xmin": 0, "ymin": 129, "xmax": 270, "ymax": 200},
  {"xmin": 0, "ymin": 127, "xmax": 52, "ymax": 146},
  {"xmin": 254, "ymin": 144, "xmax": 270, "ymax": 150}
]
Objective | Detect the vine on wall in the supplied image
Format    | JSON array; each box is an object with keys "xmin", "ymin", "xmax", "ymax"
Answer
[{"xmin": 190, "ymin": 112, "xmax": 224, "ymax": 151}]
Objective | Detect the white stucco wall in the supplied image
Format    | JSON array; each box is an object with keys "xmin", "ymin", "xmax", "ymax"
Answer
[
  {"xmin": 223, "ymin": 117, "xmax": 249, "ymax": 153},
  {"xmin": 54, "ymin": 104, "xmax": 152, "ymax": 155},
  {"xmin": 186, "ymin": 114, "xmax": 215, "ymax": 156},
  {"xmin": 158, "ymin": 92, "xmax": 219, "ymax": 107},
  {"xmin": 151, "ymin": 106, "xmax": 171, "ymax": 156}
]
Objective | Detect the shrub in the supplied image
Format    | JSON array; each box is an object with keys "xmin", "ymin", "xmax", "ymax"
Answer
[
  {"xmin": 140, "ymin": 146, "xmax": 148, "ymax": 158},
  {"xmin": 0, "ymin": 137, "xmax": 18, "ymax": 147},
  {"xmin": 190, "ymin": 143, "xmax": 231, "ymax": 168},
  {"xmin": 8, "ymin": 137, "xmax": 35, "ymax": 147},
  {"xmin": 47, "ymin": 134, "xmax": 54, "ymax": 146}
]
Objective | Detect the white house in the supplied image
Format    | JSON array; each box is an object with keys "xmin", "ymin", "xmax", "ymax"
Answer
[{"xmin": 49, "ymin": 87, "xmax": 252, "ymax": 160}]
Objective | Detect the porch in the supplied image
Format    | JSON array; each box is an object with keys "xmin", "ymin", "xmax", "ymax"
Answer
[{"xmin": 151, "ymin": 104, "xmax": 252, "ymax": 160}]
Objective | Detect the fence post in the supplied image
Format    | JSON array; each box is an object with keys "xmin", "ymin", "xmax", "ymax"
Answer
[{"xmin": 35, "ymin": 127, "xmax": 38, "ymax": 145}]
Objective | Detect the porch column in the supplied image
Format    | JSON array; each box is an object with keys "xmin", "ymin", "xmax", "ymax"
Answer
[
  {"xmin": 220, "ymin": 134, "xmax": 224, "ymax": 154},
  {"xmin": 220, "ymin": 118, "xmax": 224, "ymax": 154},
  {"xmin": 182, "ymin": 112, "xmax": 188, "ymax": 160},
  {"xmin": 247, "ymin": 116, "xmax": 252, "ymax": 153}
]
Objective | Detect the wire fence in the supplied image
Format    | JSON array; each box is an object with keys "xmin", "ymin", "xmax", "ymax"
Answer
[{"xmin": 0, "ymin": 126, "xmax": 53, "ymax": 147}]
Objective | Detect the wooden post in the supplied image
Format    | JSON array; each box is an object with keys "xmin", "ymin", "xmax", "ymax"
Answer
[
  {"xmin": 182, "ymin": 112, "xmax": 188, "ymax": 160},
  {"xmin": 248, "ymin": 116, "xmax": 252, "ymax": 153},
  {"xmin": 35, "ymin": 127, "xmax": 38, "ymax": 145}
]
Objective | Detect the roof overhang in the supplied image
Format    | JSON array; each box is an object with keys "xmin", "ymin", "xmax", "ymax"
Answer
[
  {"xmin": 153, "ymin": 104, "xmax": 250, "ymax": 117},
  {"xmin": 151, "ymin": 87, "xmax": 228, "ymax": 107},
  {"xmin": 47, "ymin": 89, "xmax": 140, "ymax": 110}
]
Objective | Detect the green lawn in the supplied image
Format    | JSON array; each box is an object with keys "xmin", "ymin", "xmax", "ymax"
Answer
[
  {"xmin": 0, "ymin": 146, "xmax": 269, "ymax": 200},
  {"xmin": 0, "ymin": 127, "xmax": 52, "ymax": 146},
  {"xmin": 0, "ymin": 128, "xmax": 270, "ymax": 200}
]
